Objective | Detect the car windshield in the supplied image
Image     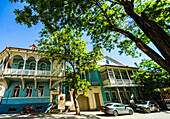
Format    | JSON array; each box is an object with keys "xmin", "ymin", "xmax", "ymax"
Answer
[
  {"xmin": 137, "ymin": 101, "xmax": 148, "ymax": 104},
  {"xmin": 105, "ymin": 104, "xmax": 112, "ymax": 106}
]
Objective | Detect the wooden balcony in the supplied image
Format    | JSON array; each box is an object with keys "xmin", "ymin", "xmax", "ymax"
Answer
[{"xmin": 3, "ymin": 68, "xmax": 64, "ymax": 77}]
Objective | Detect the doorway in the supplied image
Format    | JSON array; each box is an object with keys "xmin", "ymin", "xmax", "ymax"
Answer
[{"xmin": 94, "ymin": 93, "xmax": 101, "ymax": 110}]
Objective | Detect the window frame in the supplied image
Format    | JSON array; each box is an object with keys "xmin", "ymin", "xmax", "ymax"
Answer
[
  {"xmin": 12, "ymin": 85, "xmax": 21, "ymax": 97},
  {"xmin": 111, "ymin": 91, "xmax": 118, "ymax": 100},
  {"xmin": 105, "ymin": 91, "xmax": 111, "ymax": 101},
  {"xmin": 25, "ymin": 85, "xmax": 33, "ymax": 97},
  {"xmin": 38, "ymin": 85, "xmax": 44, "ymax": 97}
]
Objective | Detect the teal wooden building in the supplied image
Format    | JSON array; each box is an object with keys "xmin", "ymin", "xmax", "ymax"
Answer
[{"xmin": 0, "ymin": 45, "xmax": 65, "ymax": 113}]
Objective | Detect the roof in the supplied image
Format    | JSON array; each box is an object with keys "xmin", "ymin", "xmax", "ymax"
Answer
[
  {"xmin": 103, "ymin": 55, "xmax": 125, "ymax": 66},
  {"xmin": 30, "ymin": 44, "xmax": 37, "ymax": 48},
  {"xmin": 100, "ymin": 65, "xmax": 139, "ymax": 69}
]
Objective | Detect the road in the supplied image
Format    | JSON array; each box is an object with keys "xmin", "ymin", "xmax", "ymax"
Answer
[{"xmin": 0, "ymin": 110, "xmax": 169, "ymax": 119}]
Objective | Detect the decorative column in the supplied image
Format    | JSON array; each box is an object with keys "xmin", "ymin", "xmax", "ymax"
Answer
[
  {"xmin": 115, "ymin": 87, "xmax": 123, "ymax": 104},
  {"xmin": 35, "ymin": 56, "xmax": 39, "ymax": 75},
  {"xmin": 23, "ymin": 55, "xmax": 27, "ymax": 74}
]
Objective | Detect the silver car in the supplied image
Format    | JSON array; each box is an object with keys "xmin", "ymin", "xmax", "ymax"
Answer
[
  {"xmin": 135, "ymin": 100, "xmax": 160, "ymax": 113},
  {"xmin": 100, "ymin": 103, "xmax": 134, "ymax": 116}
]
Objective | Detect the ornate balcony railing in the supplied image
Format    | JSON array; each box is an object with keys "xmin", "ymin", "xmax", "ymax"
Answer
[{"xmin": 3, "ymin": 68, "xmax": 64, "ymax": 77}]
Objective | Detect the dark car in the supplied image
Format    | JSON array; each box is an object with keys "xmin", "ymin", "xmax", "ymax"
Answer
[
  {"xmin": 100, "ymin": 103, "xmax": 134, "ymax": 116},
  {"xmin": 135, "ymin": 100, "xmax": 160, "ymax": 113}
]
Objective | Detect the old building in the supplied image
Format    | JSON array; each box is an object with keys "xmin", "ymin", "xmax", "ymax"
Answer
[{"xmin": 0, "ymin": 45, "xmax": 65, "ymax": 113}]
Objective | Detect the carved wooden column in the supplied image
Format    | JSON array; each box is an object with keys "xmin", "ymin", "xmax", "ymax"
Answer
[
  {"xmin": 123, "ymin": 87, "xmax": 130, "ymax": 104},
  {"xmin": 115, "ymin": 87, "xmax": 123, "ymax": 104}
]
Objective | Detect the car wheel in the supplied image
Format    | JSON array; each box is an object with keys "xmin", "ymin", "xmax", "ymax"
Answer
[
  {"xmin": 113, "ymin": 110, "xmax": 118, "ymax": 116},
  {"xmin": 129, "ymin": 110, "xmax": 133, "ymax": 115},
  {"xmin": 105, "ymin": 112, "xmax": 109, "ymax": 115},
  {"xmin": 146, "ymin": 108, "xmax": 151, "ymax": 113}
]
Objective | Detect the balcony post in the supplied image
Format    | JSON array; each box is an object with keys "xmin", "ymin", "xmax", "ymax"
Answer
[
  {"xmin": 115, "ymin": 87, "xmax": 123, "ymax": 104},
  {"xmin": 119, "ymin": 69, "xmax": 124, "ymax": 83},
  {"xmin": 50, "ymin": 60, "xmax": 53, "ymax": 75},
  {"xmin": 35, "ymin": 57, "xmax": 39, "ymax": 75},
  {"xmin": 23, "ymin": 55, "xmax": 27, "ymax": 74},
  {"xmin": 4, "ymin": 56, "xmax": 11, "ymax": 74}
]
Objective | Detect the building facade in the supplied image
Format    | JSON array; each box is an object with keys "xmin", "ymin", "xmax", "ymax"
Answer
[
  {"xmin": 0, "ymin": 45, "xmax": 65, "ymax": 113},
  {"xmin": 67, "ymin": 56, "xmax": 143, "ymax": 111}
]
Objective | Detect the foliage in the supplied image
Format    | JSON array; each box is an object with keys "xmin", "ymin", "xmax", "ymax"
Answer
[
  {"xmin": 9, "ymin": 0, "xmax": 170, "ymax": 72},
  {"xmin": 134, "ymin": 59, "xmax": 170, "ymax": 100},
  {"xmin": 38, "ymin": 28, "xmax": 103, "ymax": 114},
  {"xmin": 9, "ymin": 0, "xmax": 169, "ymax": 55}
]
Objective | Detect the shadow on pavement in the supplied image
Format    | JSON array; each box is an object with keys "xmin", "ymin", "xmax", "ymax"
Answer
[{"xmin": 0, "ymin": 113, "xmax": 101, "ymax": 119}]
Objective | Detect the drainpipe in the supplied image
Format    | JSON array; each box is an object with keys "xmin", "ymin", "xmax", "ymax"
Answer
[{"xmin": 3, "ymin": 47, "xmax": 10, "ymax": 73}]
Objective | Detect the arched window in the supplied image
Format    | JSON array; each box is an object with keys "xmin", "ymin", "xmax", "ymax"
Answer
[
  {"xmin": 30, "ymin": 63, "xmax": 35, "ymax": 70},
  {"xmin": 12, "ymin": 85, "xmax": 21, "ymax": 97},
  {"xmin": 18, "ymin": 62, "xmax": 24, "ymax": 69},
  {"xmin": 40, "ymin": 63, "xmax": 46, "ymax": 71}
]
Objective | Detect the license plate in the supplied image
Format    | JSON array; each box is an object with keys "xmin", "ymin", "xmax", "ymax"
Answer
[{"xmin": 136, "ymin": 108, "xmax": 140, "ymax": 110}]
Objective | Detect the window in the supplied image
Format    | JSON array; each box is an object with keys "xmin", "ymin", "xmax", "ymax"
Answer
[
  {"xmin": 80, "ymin": 73, "xmax": 86, "ymax": 79},
  {"xmin": 108, "ymin": 69, "xmax": 114, "ymax": 80},
  {"xmin": 127, "ymin": 91, "xmax": 131, "ymax": 99},
  {"xmin": 66, "ymin": 90, "xmax": 71, "ymax": 101},
  {"xmin": 102, "ymin": 73, "xmax": 108, "ymax": 81},
  {"xmin": 12, "ymin": 85, "xmax": 21, "ymax": 97},
  {"xmin": 114, "ymin": 69, "xmax": 121, "ymax": 79},
  {"xmin": 18, "ymin": 62, "xmax": 24, "ymax": 69},
  {"xmin": 111, "ymin": 92, "xmax": 117, "ymax": 100},
  {"xmin": 40, "ymin": 63, "xmax": 46, "ymax": 71},
  {"xmin": 36, "ymin": 106, "xmax": 43, "ymax": 110},
  {"xmin": 121, "ymin": 70, "xmax": 128, "ymax": 79},
  {"xmin": 30, "ymin": 63, "xmax": 35, "ymax": 70},
  {"xmin": 8, "ymin": 108, "xmax": 17, "ymax": 112},
  {"xmin": 105, "ymin": 92, "xmax": 111, "ymax": 101},
  {"xmin": 25, "ymin": 85, "xmax": 33, "ymax": 97},
  {"xmin": 106, "ymin": 60, "xmax": 109, "ymax": 64},
  {"xmin": 38, "ymin": 86, "xmax": 44, "ymax": 97}
]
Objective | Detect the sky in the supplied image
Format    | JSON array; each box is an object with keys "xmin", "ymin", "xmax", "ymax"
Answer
[{"xmin": 0, "ymin": 0, "xmax": 152, "ymax": 67}]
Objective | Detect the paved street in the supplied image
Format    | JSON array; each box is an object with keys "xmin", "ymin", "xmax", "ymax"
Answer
[{"xmin": 0, "ymin": 110, "xmax": 169, "ymax": 119}]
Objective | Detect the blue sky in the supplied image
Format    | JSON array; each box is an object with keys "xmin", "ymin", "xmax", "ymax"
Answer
[{"xmin": 0, "ymin": 0, "xmax": 151, "ymax": 67}]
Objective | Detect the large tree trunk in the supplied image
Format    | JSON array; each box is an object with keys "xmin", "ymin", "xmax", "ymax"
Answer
[
  {"xmin": 122, "ymin": 1, "xmax": 170, "ymax": 73},
  {"xmin": 73, "ymin": 89, "xmax": 80, "ymax": 115}
]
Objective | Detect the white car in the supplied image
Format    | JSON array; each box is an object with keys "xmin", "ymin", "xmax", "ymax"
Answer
[
  {"xmin": 100, "ymin": 103, "xmax": 134, "ymax": 116},
  {"xmin": 135, "ymin": 100, "xmax": 160, "ymax": 113}
]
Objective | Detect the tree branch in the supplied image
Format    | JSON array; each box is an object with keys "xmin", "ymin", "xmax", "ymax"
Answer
[
  {"xmin": 96, "ymin": 1, "xmax": 112, "ymax": 27},
  {"xmin": 110, "ymin": 26, "xmax": 170, "ymax": 72}
]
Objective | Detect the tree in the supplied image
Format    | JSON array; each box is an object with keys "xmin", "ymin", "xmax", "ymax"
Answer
[
  {"xmin": 10, "ymin": 0, "xmax": 170, "ymax": 73},
  {"xmin": 133, "ymin": 59, "xmax": 170, "ymax": 101},
  {"xmin": 38, "ymin": 29, "xmax": 103, "ymax": 115}
]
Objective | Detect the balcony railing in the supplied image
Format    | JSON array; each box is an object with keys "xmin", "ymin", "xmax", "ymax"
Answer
[
  {"xmin": 104, "ymin": 78, "xmax": 135, "ymax": 86},
  {"xmin": 3, "ymin": 68, "xmax": 64, "ymax": 77}
]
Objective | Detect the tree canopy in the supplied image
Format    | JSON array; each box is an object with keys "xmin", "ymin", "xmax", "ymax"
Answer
[
  {"xmin": 38, "ymin": 28, "xmax": 103, "ymax": 115},
  {"xmin": 10, "ymin": 0, "xmax": 170, "ymax": 72},
  {"xmin": 134, "ymin": 59, "xmax": 170, "ymax": 101}
]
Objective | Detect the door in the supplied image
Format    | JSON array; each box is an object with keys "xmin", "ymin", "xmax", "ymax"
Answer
[
  {"xmin": 78, "ymin": 94, "xmax": 89, "ymax": 111},
  {"xmin": 52, "ymin": 95, "xmax": 58, "ymax": 108},
  {"xmin": 94, "ymin": 93, "xmax": 101, "ymax": 110}
]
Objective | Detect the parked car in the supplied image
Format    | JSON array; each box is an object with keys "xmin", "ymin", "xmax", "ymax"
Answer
[
  {"xmin": 100, "ymin": 103, "xmax": 134, "ymax": 116},
  {"xmin": 134, "ymin": 100, "xmax": 160, "ymax": 113}
]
